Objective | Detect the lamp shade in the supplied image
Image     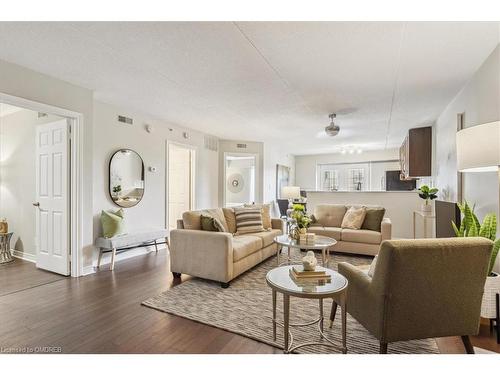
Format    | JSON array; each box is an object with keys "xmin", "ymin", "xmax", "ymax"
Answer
[
  {"xmin": 281, "ymin": 186, "xmax": 301, "ymax": 200},
  {"xmin": 456, "ymin": 121, "xmax": 500, "ymax": 172}
]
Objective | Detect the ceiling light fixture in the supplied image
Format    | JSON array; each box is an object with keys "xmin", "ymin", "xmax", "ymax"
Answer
[{"xmin": 325, "ymin": 113, "xmax": 340, "ymax": 137}]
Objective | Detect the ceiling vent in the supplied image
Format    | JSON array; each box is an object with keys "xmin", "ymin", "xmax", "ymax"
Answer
[
  {"xmin": 325, "ymin": 113, "xmax": 340, "ymax": 137},
  {"xmin": 236, "ymin": 143, "xmax": 247, "ymax": 149},
  {"xmin": 204, "ymin": 135, "xmax": 218, "ymax": 152},
  {"xmin": 118, "ymin": 115, "xmax": 133, "ymax": 125}
]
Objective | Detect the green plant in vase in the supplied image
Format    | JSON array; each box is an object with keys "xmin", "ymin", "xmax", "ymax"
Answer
[
  {"xmin": 452, "ymin": 201, "xmax": 500, "ymax": 319},
  {"xmin": 417, "ymin": 185, "xmax": 438, "ymax": 212},
  {"xmin": 290, "ymin": 204, "xmax": 312, "ymax": 238}
]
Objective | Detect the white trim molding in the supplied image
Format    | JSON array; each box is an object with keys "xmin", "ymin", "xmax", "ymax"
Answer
[
  {"xmin": 0, "ymin": 92, "xmax": 85, "ymax": 277},
  {"xmin": 11, "ymin": 250, "xmax": 36, "ymax": 263}
]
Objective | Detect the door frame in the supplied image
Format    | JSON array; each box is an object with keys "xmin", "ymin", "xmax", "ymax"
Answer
[
  {"xmin": 165, "ymin": 140, "xmax": 196, "ymax": 231},
  {"xmin": 222, "ymin": 152, "xmax": 259, "ymax": 208},
  {"xmin": 0, "ymin": 92, "xmax": 84, "ymax": 277}
]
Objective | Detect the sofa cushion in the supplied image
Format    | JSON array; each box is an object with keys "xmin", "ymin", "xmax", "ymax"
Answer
[
  {"xmin": 182, "ymin": 210, "xmax": 202, "ymax": 230},
  {"xmin": 362, "ymin": 207, "xmax": 386, "ymax": 232},
  {"xmin": 223, "ymin": 207, "xmax": 237, "ymax": 233},
  {"xmin": 202, "ymin": 208, "xmax": 229, "ymax": 232},
  {"xmin": 341, "ymin": 206, "xmax": 367, "ymax": 229},
  {"xmin": 341, "ymin": 228, "xmax": 382, "ymax": 245},
  {"xmin": 244, "ymin": 203, "xmax": 272, "ymax": 229},
  {"xmin": 232, "ymin": 235, "xmax": 263, "ymax": 262},
  {"xmin": 314, "ymin": 204, "xmax": 347, "ymax": 227},
  {"xmin": 247, "ymin": 229, "xmax": 282, "ymax": 248},
  {"xmin": 234, "ymin": 207, "xmax": 264, "ymax": 234},
  {"xmin": 200, "ymin": 214, "xmax": 225, "ymax": 232},
  {"xmin": 307, "ymin": 226, "xmax": 342, "ymax": 240}
]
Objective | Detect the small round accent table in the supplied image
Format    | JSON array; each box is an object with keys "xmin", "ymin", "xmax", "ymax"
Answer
[
  {"xmin": 266, "ymin": 265, "xmax": 348, "ymax": 354},
  {"xmin": 0, "ymin": 232, "xmax": 14, "ymax": 264},
  {"xmin": 274, "ymin": 234, "xmax": 337, "ymax": 268}
]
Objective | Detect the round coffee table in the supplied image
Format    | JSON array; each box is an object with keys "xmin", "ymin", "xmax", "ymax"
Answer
[
  {"xmin": 274, "ymin": 234, "xmax": 337, "ymax": 268},
  {"xmin": 266, "ymin": 265, "xmax": 348, "ymax": 354}
]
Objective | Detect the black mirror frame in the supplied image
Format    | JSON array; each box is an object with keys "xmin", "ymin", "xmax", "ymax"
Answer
[{"xmin": 108, "ymin": 148, "xmax": 145, "ymax": 208}]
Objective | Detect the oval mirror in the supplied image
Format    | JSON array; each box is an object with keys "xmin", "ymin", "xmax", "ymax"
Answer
[{"xmin": 109, "ymin": 149, "xmax": 145, "ymax": 208}]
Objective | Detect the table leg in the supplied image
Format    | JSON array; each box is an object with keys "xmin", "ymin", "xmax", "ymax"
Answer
[
  {"xmin": 154, "ymin": 239, "xmax": 158, "ymax": 252},
  {"xmin": 272, "ymin": 289, "xmax": 277, "ymax": 341},
  {"xmin": 340, "ymin": 291, "xmax": 347, "ymax": 354},
  {"xmin": 319, "ymin": 298, "xmax": 324, "ymax": 336},
  {"xmin": 110, "ymin": 247, "xmax": 117, "ymax": 271},
  {"xmin": 277, "ymin": 244, "xmax": 280, "ymax": 266},
  {"xmin": 283, "ymin": 294, "xmax": 290, "ymax": 353},
  {"xmin": 413, "ymin": 211, "xmax": 416, "ymax": 239}
]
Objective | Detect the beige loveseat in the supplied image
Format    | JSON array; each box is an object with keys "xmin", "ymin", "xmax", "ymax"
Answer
[
  {"xmin": 170, "ymin": 208, "xmax": 283, "ymax": 288},
  {"xmin": 307, "ymin": 204, "xmax": 391, "ymax": 256}
]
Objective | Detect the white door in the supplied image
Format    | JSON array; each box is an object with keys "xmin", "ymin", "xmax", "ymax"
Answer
[
  {"xmin": 168, "ymin": 144, "xmax": 194, "ymax": 230},
  {"xmin": 35, "ymin": 119, "xmax": 70, "ymax": 275}
]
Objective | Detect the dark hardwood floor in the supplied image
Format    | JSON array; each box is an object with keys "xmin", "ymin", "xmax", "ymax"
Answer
[{"xmin": 0, "ymin": 251, "xmax": 498, "ymax": 354}]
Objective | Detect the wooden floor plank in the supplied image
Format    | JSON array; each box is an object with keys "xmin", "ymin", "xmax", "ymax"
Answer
[{"xmin": 0, "ymin": 251, "xmax": 498, "ymax": 354}]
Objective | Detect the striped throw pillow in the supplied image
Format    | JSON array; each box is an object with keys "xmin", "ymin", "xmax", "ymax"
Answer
[{"xmin": 234, "ymin": 207, "xmax": 264, "ymax": 235}]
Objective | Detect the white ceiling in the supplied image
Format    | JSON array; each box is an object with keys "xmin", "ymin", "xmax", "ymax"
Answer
[{"xmin": 0, "ymin": 22, "xmax": 498, "ymax": 154}]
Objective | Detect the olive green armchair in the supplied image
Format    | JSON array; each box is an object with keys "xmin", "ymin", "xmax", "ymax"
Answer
[{"xmin": 331, "ymin": 238, "xmax": 493, "ymax": 353}]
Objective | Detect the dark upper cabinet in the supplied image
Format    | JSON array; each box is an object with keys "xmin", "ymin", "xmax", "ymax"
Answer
[{"xmin": 399, "ymin": 126, "xmax": 432, "ymax": 179}]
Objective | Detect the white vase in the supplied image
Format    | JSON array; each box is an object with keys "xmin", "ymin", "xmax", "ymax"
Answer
[
  {"xmin": 481, "ymin": 272, "xmax": 500, "ymax": 319},
  {"xmin": 421, "ymin": 202, "xmax": 432, "ymax": 213}
]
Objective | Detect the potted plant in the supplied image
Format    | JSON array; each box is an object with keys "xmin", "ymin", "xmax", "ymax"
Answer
[
  {"xmin": 417, "ymin": 185, "xmax": 438, "ymax": 212},
  {"xmin": 112, "ymin": 185, "xmax": 122, "ymax": 198},
  {"xmin": 290, "ymin": 204, "xmax": 312, "ymax": 239},
  {"xmin": 452, "ymin": 201, "xmax": 500, "ymax": 319}
]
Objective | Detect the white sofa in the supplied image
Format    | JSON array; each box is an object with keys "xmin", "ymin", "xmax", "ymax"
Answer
[
  {"xmin": 169, "ymin": 208, "xmax": 283, "ymax": 287},
  {"xmin": 307, "ymin": 204, "xmax": 391, "ymax": 256}
]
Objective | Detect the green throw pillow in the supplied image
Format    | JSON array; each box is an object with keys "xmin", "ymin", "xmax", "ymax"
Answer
[
  {"xmin": 101, "ymin": 209, "xmax": 125, "ymax": 238},
  {"xmin": 361, "ymin": 208, "xmax": 386, "ymax": 232},
  {"xmin": 200, "ymin": 214, "xmax": 225, "ymax": 232}
]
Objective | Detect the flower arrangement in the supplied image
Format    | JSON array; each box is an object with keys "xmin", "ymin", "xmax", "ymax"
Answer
[{"xmin": 291, "ymin": 204, "xmax": 312, "ymax": 229}]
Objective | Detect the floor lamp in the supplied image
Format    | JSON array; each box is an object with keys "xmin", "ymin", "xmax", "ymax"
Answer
[{"xmin": 456, "ymin": 121, "xmax": 500, "ymax": 215}]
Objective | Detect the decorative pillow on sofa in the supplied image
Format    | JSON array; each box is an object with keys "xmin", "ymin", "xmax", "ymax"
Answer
[
  {"xmin": 244, "ymin": 203, "xmax": 272, "ymax": 229},
  {"xmin": 362, "ymin": 207, "xmax": 386, "ymax": 232},
  {"xmin": 222, "ymin": 208, "xmax": 237, "ymax": 233},
  {"xmin": 341, "ymin": 206, "xmax": 367, "ymax": 230},
  {"xmin": 200, "ymin": 214, "xmax": 225, "ymax": 232},
  {"xmin": 101, "ymin": 209, "xmax": 125, "ymax": 238},
  {"xmin": 234, "ymin": 207, "xmax": 264, "ymax": 235}
]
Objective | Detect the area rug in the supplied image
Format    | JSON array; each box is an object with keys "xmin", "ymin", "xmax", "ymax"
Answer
[{"xmin": 142, "ymin": 249, "xmax": 440, "ymax": 354}]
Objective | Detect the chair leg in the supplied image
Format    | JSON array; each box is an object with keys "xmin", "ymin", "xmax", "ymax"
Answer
[
  {"xmin": 96, "ymin": 248, "xmax": 103, "ymax": 268},
  {"xmin": 461, "ymin": 335, "xmax": 474, "ymax": 354},
  {"xmin": 329, "ymin": 300, "xmax": 338, "ymax": 328},
  {"xmin": 172, "ymin": 272, "xmax": 181, "ymax": 278},
  {"xmin": 379, "ymin": 342, "xmax": 388, "ymax": 354}
]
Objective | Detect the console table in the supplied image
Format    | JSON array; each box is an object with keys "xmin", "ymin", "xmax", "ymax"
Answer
[{"xmin": 0, "ymin": 232, "xmax": 14, "ymax": 264}]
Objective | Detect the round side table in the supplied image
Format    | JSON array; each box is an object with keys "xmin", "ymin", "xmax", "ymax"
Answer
[
  {"xmin": 0, "ymin": 232, "xmax": 14, "ymax": 264},
  {"xmin": 274, "ymin": 234, "xmax": 337, "ymax": 268},
  {"xmin": 266, "ymin": 265, "xmax": 348, "ymax": 354}
]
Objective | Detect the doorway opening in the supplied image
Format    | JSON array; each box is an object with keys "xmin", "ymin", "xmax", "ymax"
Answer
[
  {"xmin": 224, "ymin": 153, "xmax": 257, "ymax": 207},
  {"xmin": 167, "ymin": 142, "xmax": 196, "ymax": 231},
  {"xmin": 0, "ymin": 93, "xmax": 83, "ymax": 278}
]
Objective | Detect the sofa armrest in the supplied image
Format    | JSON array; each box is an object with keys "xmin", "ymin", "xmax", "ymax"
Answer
[
  {"xmin": 338, "ymin": 262, "xmax": 385, "ymax": 339},
  {"xmin": 170, "ymin": 229, "xmax": 233, "ymax": 282},
  {"xmin": 271, "ymin": 218, "xmax": 285, "ymax": 232},
  {"xmin": 381, "ymin": 217, "xmax": 392, "ymax": 241}
]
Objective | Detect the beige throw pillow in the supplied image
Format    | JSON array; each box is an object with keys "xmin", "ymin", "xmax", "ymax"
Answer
[
  {"xmin": 341, "ymin": 206, "xmax": 367, "ymax": 230},
  {"xmin": 244, "ymin": 203, "xmax": 272, "ymax": 229}
]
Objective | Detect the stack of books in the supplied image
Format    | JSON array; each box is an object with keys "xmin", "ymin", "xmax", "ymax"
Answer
[
  {"xmin": 289, "ymin": 265, "xmax": 331, "ymax": 285},
  {"xmin": 299, "ymin": 233, "xmax": 316, "ymax": 244}
]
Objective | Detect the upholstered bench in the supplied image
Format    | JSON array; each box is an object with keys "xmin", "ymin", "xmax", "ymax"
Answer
[{"xmin": 95, "ymin": 229, "xmax": 169, "ymax": 270}]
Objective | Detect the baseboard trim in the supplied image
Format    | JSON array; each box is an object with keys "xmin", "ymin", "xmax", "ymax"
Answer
[
  {"xmin": 82, "ymin": 265, "xmax": 95, "ymax": 276},
  {"xmin": 11, "ymin": 250, "xmax": 36, "ymax": 263}
]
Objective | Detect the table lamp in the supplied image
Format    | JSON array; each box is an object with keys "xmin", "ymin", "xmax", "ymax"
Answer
[{"xmin": 281, "ymin": 186, "xmax": 301, "ymax": 216}]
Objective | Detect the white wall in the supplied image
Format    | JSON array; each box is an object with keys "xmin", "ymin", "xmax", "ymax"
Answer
[
  {"xmin": 295, "ymin": 148, "xmax": 399, "ymax": 191},
  {"xmin": 435, "ymin": 46, "xmax": 499, "ymax": 221},
  {"xmin": 0, "ymin": 109, "xmax": 63, "ymax": 258},
  {"xmin": 0, "ymin": 58, "xmax": 94, "ymax": 273},
  {"xmin": 435, "ymin": 44, "xmax": 499, "ymax": 271},
  {"xmin": 219, "ymin": 140, "xmax": 264, "ymax": 206},
  {"xmin": 263, "ymin": 144, "xmax": 295, "ymax": 203},
  {"xmin": 92, "ymin": 101, "xmax": 219, "ymax": 260}
]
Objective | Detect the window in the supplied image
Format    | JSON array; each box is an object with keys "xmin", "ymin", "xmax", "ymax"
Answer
[
  {"xmin": 348, "ymin": 168, "xmax": 365, "ymax": 191},
  {"xmin": 321, "ymin": 170, "xmax": 339, "ymax": 191}
]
